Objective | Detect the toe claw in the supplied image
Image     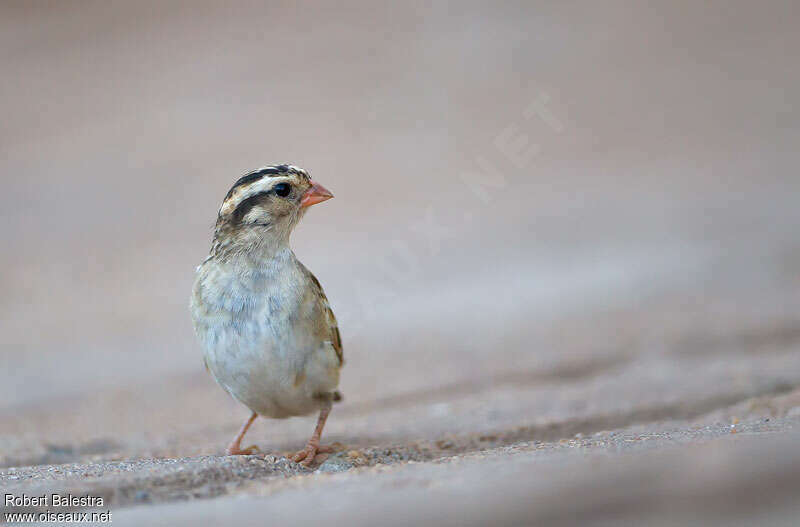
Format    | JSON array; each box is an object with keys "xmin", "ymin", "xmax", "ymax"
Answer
[
  {"xmin": 291, "ymin": 443, "xmax": 328, "ymax": 467},
  {"xmin": 226, "ymin": 444, "xmax": 261, "ymax": 456}
]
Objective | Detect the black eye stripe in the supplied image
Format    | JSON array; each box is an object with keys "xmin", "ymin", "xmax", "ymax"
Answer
[{"xmin": 231, "ymin": 192, "xmax": 270, "ymax": 222}]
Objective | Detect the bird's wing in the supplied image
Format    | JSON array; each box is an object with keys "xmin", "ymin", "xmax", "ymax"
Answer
[{"xmin": 304, "ymin": 267, "xmax": 344, "ymax": 366}]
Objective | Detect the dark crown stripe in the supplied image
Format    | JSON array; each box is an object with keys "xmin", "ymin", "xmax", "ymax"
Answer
[{"xmin": 223, "ymin": 166, "xmax": 292, "ymax": 201}]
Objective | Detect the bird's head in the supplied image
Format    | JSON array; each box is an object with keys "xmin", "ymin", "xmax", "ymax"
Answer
[{"xmin": 212, "ymin": 164, "xmax": 333, "ymax": 256}]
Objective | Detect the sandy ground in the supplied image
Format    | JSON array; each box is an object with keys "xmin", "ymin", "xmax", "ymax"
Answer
[{"xmin": 1, "ymin": 1, "xmax": 800, "ymax": 524}]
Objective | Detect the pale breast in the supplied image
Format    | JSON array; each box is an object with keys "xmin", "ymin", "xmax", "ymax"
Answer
[{"xmin": 190, "ymin": 250, "xmax": 340, "ymax": 418}]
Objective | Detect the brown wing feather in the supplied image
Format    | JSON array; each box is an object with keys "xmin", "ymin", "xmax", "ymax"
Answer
[
  {"xmin": 327, "ymin": 307, "xmax": 344, "ymax": 365},
  {"xmin": 304, "ymin": 267, "xmax": 344, "ymax": 366}
]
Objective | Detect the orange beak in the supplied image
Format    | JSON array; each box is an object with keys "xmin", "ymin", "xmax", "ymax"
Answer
[{"xmin": 300, "ymin": 180, "xmax": 334, "ymax": 208}]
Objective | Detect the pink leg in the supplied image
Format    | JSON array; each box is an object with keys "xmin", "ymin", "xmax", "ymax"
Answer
[
  {"xmin": 291, "ymin": 399, "xmax": 335, "ymax": 466},
  {"xmin": 226, "ymin": 412, "xmax": 259, "ymax": 455}
]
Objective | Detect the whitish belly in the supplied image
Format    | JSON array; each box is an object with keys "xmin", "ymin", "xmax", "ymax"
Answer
[{"xmin": 201, "ymin": 322, "xmax": 339, "ymax": 419}]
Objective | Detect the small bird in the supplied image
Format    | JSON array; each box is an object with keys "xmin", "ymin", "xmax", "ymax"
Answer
[{"xmin": 190, "ymin": 164, "xmax": 342, "ymax": 466}]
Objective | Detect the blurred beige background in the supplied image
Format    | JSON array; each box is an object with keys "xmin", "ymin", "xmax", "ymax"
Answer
[{"xmin": 1, "ymin": 3, "xmax": 800, "ymax": 518}]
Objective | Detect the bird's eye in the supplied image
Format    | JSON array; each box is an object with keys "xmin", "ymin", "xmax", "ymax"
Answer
[{"xmin": 273, "ymin": 183, "xmax": 291, "ymax": 197}]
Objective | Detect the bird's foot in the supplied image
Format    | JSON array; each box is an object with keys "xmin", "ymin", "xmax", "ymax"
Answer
[
  {"xmin": 291, "ymin": 441, "xmax": 335, "ymax": 467},
  {"xmin": 225, "ymin": 443, "xmax": 261, "ymax": 456}
]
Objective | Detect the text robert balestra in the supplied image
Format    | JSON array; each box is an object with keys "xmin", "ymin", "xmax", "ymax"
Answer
[{"xmin": 5, "ymin": 493, "xmax": 105, "ymax": 507}]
